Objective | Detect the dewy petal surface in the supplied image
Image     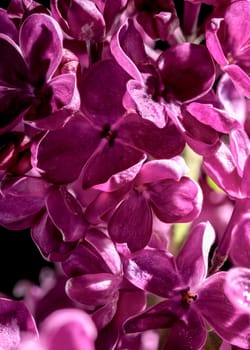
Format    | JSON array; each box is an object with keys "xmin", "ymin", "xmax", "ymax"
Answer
[
  {"xmin": 176, "ymin": 222, "xmax": 215, "ymax": 287},
  {"xmin": 20, "ymin": 13, "xmax": 63, "ymax": 85}
]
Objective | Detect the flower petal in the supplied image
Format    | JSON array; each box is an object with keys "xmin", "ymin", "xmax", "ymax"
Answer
[
  {"xmin": 108, "ymin": 190, "xmax": 153, "ymax": 251},
  {"xmin": 176, "ymin": 222, "xmax": 215, "ymax": 287},
  {"xmin": 20, "ymin": 14, "xmax": 63, "ymax": 85}
]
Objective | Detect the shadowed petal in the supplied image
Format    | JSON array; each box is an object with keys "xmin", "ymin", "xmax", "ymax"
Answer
[
  {"xmin": 108, "ymin": 191, "xmax": 152, "ymax": 251},
  {"xmin": 20, "ymin": 14, "xmax": 63, "ymax": 85},
  {"xmin": 164, "ymin": 309, "xmax": 206, "ymax": 350}
]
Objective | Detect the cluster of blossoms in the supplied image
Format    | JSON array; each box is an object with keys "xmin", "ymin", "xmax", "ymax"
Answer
[{"xmin": 1, "ymin": 0, "xmax": 250, "ymax": 349}]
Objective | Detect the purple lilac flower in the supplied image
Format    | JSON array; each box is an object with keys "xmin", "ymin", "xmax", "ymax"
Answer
[{"xmin": 124, "ymin": 222, "xmax": 250, "ymax": 349}]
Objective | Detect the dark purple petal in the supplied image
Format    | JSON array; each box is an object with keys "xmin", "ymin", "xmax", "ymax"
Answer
[
  {"xmin": 0, "ymin": 298, "xmax": 38, "ymax": 350},
  {"xmin": 124, "ymin": 299, "xmax": 180, "ymax": 333},
  {"xmin": 80, "ymin": 59, "xmax": 129, "ymax": 125},
  {"xmin": 34, "ymin": 114, "xmax": 100, "ymax": 184},
  {"xmin": 224, "ymin": 64, "xmax": 250, "ymax": 98},
  {"xmin": 81, "ymin": 139, "xmax": 145, "ymax": 188},
  {"xmin": 118, "ymin": 113, "xmax": 185, "ymax": 159},
  {"xmin": 0, "ymin": 191, "xmax": 44, "ymax": 230},
  {"xmin": 46, "ymin": 186, "xmax": 87, "ymax": 242},
  {"xmin": 66, "ymin": 273, "xmax": 121, "ymax": 306},
  {"xmin": 32, "ymin": 211, "xmax": 77, "ymax": 262},
  {"xmin": 176, "ymin": 222, "xmax": 215, "ymax": 287},
  {"xmin": 157, "ymin": 43, "xmax": 215, "ymax": 102},
  {"xmin": 124, "ymin": 249, "xmax": 181, "ymax": 298},
  {"xmin": 108, "ymin": 190, "xmax": 153, "ymax": 251},
  {"xmin": 0, "ymin": 9, "xmax": 18, "ymax": 42},
  {"xmin": 20, "ymin": 14, "xmax": 63, "ymax": 85},
  {"xmin": 195, "ymin": 272, "xmax": 250, "ymax": 349},
  {"xmin": 164, "ymin": 309, "xmax": 206, "ymax": 350},
  {"xmin": 148, "ymin": 177, "xmax": 202, "ymax": 223}
]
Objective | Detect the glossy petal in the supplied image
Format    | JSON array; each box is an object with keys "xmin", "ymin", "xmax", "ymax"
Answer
[
  {"xmin": 66, "ymin": 273, "xmax": 121, "ymax": 306},
  {"xmin": 195, "ymin": 272, "xmax": 250, "ymax": 349},
  {"xmin": 186, "ymin": 102, "xmax": 240, "ymax": 133},
  {"xmin": 230, "ymin": 216, "xmax": 250, "ymax": 268},
  {"xmin": 108, "ymin": 190, "xmax": 153, "ymax": 251},
  {"xmin": 148, "ymin": 177, "xmax": 202, "ymax": 223},
  {"xmin": 20, "ymin": 14, "xmax": 63, "ymax": 85},
  {"xmin": 176, "ymin": 222, "xmax": 215, "ymax": 287},
  {"xmin": 224, "ymin": 267, "xmax": 250, "ymax": 314},
  {"xmin": 124, "ymin": 249, "xmax": 180, "ymax": 298}
]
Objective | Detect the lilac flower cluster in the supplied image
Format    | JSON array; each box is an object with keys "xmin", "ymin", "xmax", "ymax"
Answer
[{"xmin": 0, "ymin": 0, "xmax": 250, "ymax": 349}]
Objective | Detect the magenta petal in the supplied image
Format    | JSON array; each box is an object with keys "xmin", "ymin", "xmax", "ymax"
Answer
[
  {"xmin": 176, "ymin": 222, "xmax": 215, "ymax": 287},
  {"xmin": 124, "ymin": 249, "xmax": 180, "ymax": 297},
  {"xmin": 224, "ymin": 64, "xmax": 250, "ymax": 98},
  {"xmin": 34, "ymin": 114, "xmax": 100, "ymax": 184},
  {"xmin": 136, "ymin": 157, "xmax": 189, "ymax": 184},
  {"xmin": 20, "ymin": 14, "xmax": 63, "ymax": 85},
  {"xmin": 46, "ymin": 186, "xmax": 87, "ymax": 242},
  {"xmin": 186, "ymin": 102, "xmax": 240, "ymax": 133},
  {"xmin": 81, "ymin": 140, "xmax": 145, "ymax": 188},
  {"xmin": 203, "ymin": 141, "xmax": 241, "ymax": 198},
  {"xmin": 224, "ymin": 267, "xmax": 250, "ymax": 314},
  {"xmin": 157, "ymin": 43, "xmax": 215, "ymax": 102},
  {"xmin": 0, "ymin": 298, "xmax": 38, "ymax": 350},
  {"xmin": 148, "ymin": 177, "xmax": 202, "ymax": 223},
  {"xmin": 165, "ymin": 309, "xmax": 206, "ymax": 350},
  {"xmin": 0, "ymin": 9, "xmax": 18, "ymax": 42},
  {"xmin": 108, "ymin": 191, "xmax": 152, "ymax": 251},
  {"xmin": 196, "ymin": 272, "xmax": 250, "ymax": 349},
  {"xmin": 230, "ymin": 216, "xmax": 250, "ymax": 268},
  {"xmin": 66, "ymin": 273, "xmax": 121, "ymax": 306}
]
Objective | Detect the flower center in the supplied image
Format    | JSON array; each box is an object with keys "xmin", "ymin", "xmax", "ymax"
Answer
[
  {"xmin": 100, "ymin": 124, "xmax": 117, "ymax": 145},
  {"xmin": 181, "ymin": 290, "xmax": 197, "ymax": 305}
]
